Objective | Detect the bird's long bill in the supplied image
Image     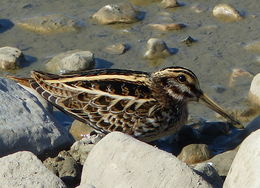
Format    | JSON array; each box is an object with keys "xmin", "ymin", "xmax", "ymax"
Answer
[{"xmin": 199, "ymin": 93, "xmax": 240, "ymax": 125}]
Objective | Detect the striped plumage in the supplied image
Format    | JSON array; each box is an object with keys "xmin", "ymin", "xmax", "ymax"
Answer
[{"xmin": 8, "ymin": 67, "xmax": 239, "ymax": 142}]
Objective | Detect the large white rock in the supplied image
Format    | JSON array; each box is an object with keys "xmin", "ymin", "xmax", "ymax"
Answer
[
  {"xmin": 0, "ymin": 151, "xmax": 66, "ymax": 188},
  {"xmin": 79, "ymin": 132, "xmax": 212, "ymax": 188},
  {"xmin": 0, "ymin": 78, "xmax": 72, "ymax": 157},
  {"xmin": 224, "ymin": 129, "xmax": 260, "ymax": 188},
  {"xmin": 248, "ymin": 73, "xmax": 260, "ymax": 106}
]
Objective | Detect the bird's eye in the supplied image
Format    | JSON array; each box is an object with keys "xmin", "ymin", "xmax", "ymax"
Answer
[{"xmin": 177, "ymin": 75, "xmax": 186, "ymax": 83}]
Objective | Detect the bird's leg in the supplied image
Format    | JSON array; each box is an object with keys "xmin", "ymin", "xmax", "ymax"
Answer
[{"xmin": 80, "ymin": 130, "xmax": 105, "ymax": 144}]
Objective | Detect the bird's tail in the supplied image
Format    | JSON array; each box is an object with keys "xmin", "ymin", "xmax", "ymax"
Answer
[{"xmin": 6, "ymin": 75, "xmax": 32, "ymax": 88}]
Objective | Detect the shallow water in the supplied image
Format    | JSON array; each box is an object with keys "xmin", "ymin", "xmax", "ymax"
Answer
[{"xmin": 0, "ymin": 0, "xmax": 259, "ymax": 122}]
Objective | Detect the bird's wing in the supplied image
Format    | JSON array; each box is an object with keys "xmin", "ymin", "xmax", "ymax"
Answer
[{"xmin": 30, "ymin": 70, "xmax": 160, "ymax": 135}]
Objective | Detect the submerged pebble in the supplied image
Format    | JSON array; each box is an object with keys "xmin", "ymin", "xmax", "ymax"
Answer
[
  {"xmin": 148, "ymin": 23, "xmax": 185, "ymax": 31},
  {"xmin": 212, "ymin": 4, "xmax": 242, "ymax": 22},
  {"xmin": 244, "ymin": 41, "xmax": 260, "ymax": 53},
  {"xmin": 248, "ymin": 73, "xmax": 260, "ymax": 106},
  {"xmin": 46, "ymin": 50, "xmax": 95, "ymax": 74},
  {"xmin": 161, "ymin": 0, "xmax": 181, "ymax": 8},
  {"xmin": 190, "ymin": 3, "xmax": 208, "ymax": 13},
  {"xmin": 104, "ymin": 43, "xmax": 128, "ymax": 55},
  {"xmin": 92, "ymin": 2, "xmax": 141, "ymax": 24},
  {"xmin": 144, "ymin": 38, "xmax": 173, "ymax": 59},
  {"xmin": 17, "ymin": 14, "xmax": 85, "ymax": 34},
  {"xmin": 228, "ymin": 68, "xmax": 253, "ymax": 87},
  {"xmin": 0, "ymin": 46, "xmax": 25, "ymax": 70}
]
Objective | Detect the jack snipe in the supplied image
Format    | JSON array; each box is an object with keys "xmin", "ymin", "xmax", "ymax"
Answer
[{"xmin": 8, "ymin": 67, "xmax": 239, "ymax": 142}]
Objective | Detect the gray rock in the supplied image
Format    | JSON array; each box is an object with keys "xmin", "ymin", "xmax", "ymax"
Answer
[
  {"xmin": 17, "ymin": 14, "xmax": 85, "ymax": 34},
  {"xmin": 224, "ymin": 129, "xmax": 260, "ymax": 188},
  {"xmin": 46, "ymin": 50, "xmax": 95, "ymax": 74},
  {"xmin": 205, "ymin": 147, "xmax": 239, "ymax": 177},
  {"xmin": 78, "ymin": 132, "xmax": 212, "ymax": 188},
  {"xmin": 92, "ymin": 2, "xmax": 141, "ymax": 24},
  {"xmin": 0, "ymin": 151, "xmax": 66, "ymax": 188},
  {"xmin": 0, "ymin": 46, "xmax": 25, "ymax": 70},
  {"xmin": 192, "ymin": 163, "xmax": 223, "ymax": 188},
  {"xmin": 44, "ymin": 150, "xmax": 81, "ymax": 187},
  {"xmin": 144, "ymin": 38, "xmax": 173, "ymax": 59},
  {"xmin": 0, "ymin": 78, "xmax": 72, "ymax": 157},
  {"xmin": 70, "ymin": 138, "xmax": 94, "ymax": 165}
]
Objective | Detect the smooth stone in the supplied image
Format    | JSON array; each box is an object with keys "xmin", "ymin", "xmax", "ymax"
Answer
[
  {"xmin": 0, "ymin": 46, "xmax": 25, "ymax": 70},
  {"xmin": 46, "ymin": 50, "xmax": 95, "ymax": 74},
  {"xmin": 177, "ymin": 144, "xmax": 213, "ymax": 164},
  {"xmin": 43, "ymin": 150, "xmax": 81, "ymax": 187},
  {"xmin": 192, "ymin": 163, "xmax": 223, "ymax": 188},
  {"xmin": 92, "ymin": 2, "xmax": 141, "ymax": 24},
  {"xmin": 70, "ymin": 138, "xmax": 94, "ymax": 165},
  {"xmin": 224, "ymin": 129, "xmax": 260, "ymax": 188},
  {"xmin": 0, "ymin": 151, "xmax": 66, "ymax": 188},
  {"xmin": 248, "ymin": 73, "xmax": 260, "ymax": 106},
  {"xmin": 244, "ymin": 41, "xmax": 260, "ymax": 53},
  {"xmin": 205, "ymin": 147, "xmax": 239, "ymax": 176},
  {"xmin": 212, "ymin": 4, "xmax": 242, "ymax": 22},
  {"xmin": 69, "ymin": 120, "xmax": 94, "ymax": 141},
  {"xmin": 148, "ymin": 23, "xmax": 185, "ymax": 31},
  {"xmin": 17, "ymin": 14, "xmax": 85, "ymax": 34},
  {"xmin": 104, "ymin": 43, "xmax": 128, "ymax": 55},
  {"xmin": 161, "ymin": 0, "xmax": 180, "ymax": 8},
  {"xmin": 0, "ymin": 78, "xmax": 72, "ymax": 157},
  {"xmin": 144, "ymin": 38, "xmax": 173, "ymax": 59},
  {"xmin": 79, "ymin": 132, "xmax": 212, "ymax": 188}
]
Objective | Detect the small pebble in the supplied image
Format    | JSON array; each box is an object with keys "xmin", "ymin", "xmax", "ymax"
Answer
[
  {"xmin": 244, "ymin": 41, "xmax": 260, "ymax": 53},
  {"xmin": 0, "ymin": 46, "xmax": 25, "ymax": 70},
  {"xmin": 248, "ymin": 73, "xmax": 260, "ymax": 106},
  {"xmin": 144, "ymin": 38, "xmax": 173, "ymax": 59},
  {"xmin": 181, "ymin": 36, "xmax": 196, "ymax": 46},
  {"xmin": 148, "ymin": 23, "xmax": 185, "ymax": 31},
  {"xmin": 92, "ymin": 2, "xmax": 141, "ymax": 24},
  {"xmin": 104, "ymin": 43, "xmax": 128, "ymax": 55},
  {"xmin": 177, "ymin": 144, "xmax": 213, "ymax": 164},
  {"xmin": 161, "ymin": 0, "xmax": 181, "ymax": 8},
  {"xmin": 212, "ymin": 4, "xmax": 242, "ymax": 22}
]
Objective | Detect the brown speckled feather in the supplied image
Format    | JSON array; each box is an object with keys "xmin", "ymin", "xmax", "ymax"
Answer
[
  {"xmin": 29, "ymin": 69, "xmax": 180, "ymax": 141},
  {"xmin": 8, "ymin": 67, "xmax": 239, "ymax": 142}
]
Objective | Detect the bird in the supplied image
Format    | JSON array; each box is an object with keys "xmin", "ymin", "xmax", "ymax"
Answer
[{"xmin": 7, "ymin": 66, "xmax": 240, "ymax": 142}]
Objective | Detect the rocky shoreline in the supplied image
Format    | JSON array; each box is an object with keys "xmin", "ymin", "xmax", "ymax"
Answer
[{"xmin": 0, "ymin": 76, "xmax": 259, "ymax": 187}]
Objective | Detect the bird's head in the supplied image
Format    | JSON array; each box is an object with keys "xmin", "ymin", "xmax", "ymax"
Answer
[{"xmin": 151, "ymin": 66, "xmax": 240, "ymax": 125}]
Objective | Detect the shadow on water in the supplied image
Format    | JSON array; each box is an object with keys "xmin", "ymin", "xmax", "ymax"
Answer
[
  {"xmin": 0, "ymin": 19, "xmax": 14, "ymax": 33},
  {"xmin": 95, "ymin": 58, "xmax": 114, "ymax": 69}
]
